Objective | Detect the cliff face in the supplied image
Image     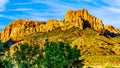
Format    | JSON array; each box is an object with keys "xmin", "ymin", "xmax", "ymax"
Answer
[
  {"xmin": 0, "ymin": 9, "xmax": 119, "ymax": 42},
  {"xmin": 0, "ymin": 20, "xmax": 44, "ymax": 42},
  {"xmin": 43, "ymin": 9, "xmax": 104, "ymax": 33},
  {"xmin": 64, "ymin": 9, "xmax": 104, "ymax": 34}
]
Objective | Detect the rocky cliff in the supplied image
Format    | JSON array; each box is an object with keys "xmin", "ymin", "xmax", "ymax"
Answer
[
  {"xmin": 0, "ymin": 9, "xmax": 120, "ymax": 42},
  {"xmin": 64, "ymin": 9, "xmax": 104, "ymax": 34},
  {"xmin": 0, "ymin": 20, "xmax": 45, "ymax": 42}
]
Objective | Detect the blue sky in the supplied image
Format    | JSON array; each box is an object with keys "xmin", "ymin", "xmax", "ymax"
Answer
[{"xmin": 0, "ymin": 0, "xmax": 120, "ymax": 29}]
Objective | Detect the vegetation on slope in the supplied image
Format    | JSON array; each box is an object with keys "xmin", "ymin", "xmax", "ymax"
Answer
[
  {"xmin": 0, "ymin": 41, "xmax": 83, "ymax": 68},
  {"xmin": 20, "ymin": 27, "xmax": 120, "ymax": 66},
  {"xmin": 23, "ymin": 27, "xmax": 120, "ymax": 55},
  {"xmin": 0, "ymin": 27, "xmax": 120, "ymax": 67}
]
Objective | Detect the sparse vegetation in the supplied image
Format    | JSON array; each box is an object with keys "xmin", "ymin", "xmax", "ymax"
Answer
[
  {"xmin": 22, "ymin": 27, "xmax": 120, "ymax": 66},
  {"xmin": 0, "ymin": 27, "xmax": 120, "ymax": 67}
]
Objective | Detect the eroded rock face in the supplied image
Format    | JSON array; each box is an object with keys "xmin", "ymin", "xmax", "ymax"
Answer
[
  {"xmin": 0, "ymin": 20, "xmax": 44, "ymax": 42},
  {"xmin": 0, "ymin": 9, "xmax": 119, "ymax": 42},
  {"xmin": 64, "ymin": 8, "xmax": 104, "ymax": 34}
]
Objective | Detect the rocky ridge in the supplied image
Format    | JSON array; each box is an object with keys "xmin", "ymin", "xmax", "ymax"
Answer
[
  {"xmin": 0, "ymin": 8, "xmax": 120, "ymax": 42},
  {"xmin": 104, "ymin": 25, "xmax": 120, "ymax": 34}
]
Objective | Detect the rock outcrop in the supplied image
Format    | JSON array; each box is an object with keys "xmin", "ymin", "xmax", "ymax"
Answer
[
  {"xmin": 0, "ymin": 20, "xmax": 45, "ymax": 42},
  {"xmin": 64, "ymin": 9, "xmax": 104, "ymax": 34},
  {"xmin": 104, "ymin": 25, "xmax": 120, "ymax": 37},
  {"xmin": 104, "ymin": 25, "xmax": 120, "ymax": 34},
  {"xmin": 0, "ymin": 8, "xmax": 119, "ymax": 42}
]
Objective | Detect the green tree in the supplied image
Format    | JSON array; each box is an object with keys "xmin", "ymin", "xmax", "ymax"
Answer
[
  {"xmin": 0, "ymin": 41, "xmax": 13, "ymax": 68},
  {"xmin": 41, "ymin": 41, "xmax": 83, "ymax": 68},
  {"xmin": 0, "ymin": 41, "xmax": 4, "ymax": 56},
  {"xmin": 13, "ymin": 43, "xmax": 43, "ymax": 68},
  {"xmin": 0, "ymin": 51, "xmax": 14, "ymax": 68},
  {"xmin": 7, "ymin": 41, "xmax": 83, "ymax": 68}
]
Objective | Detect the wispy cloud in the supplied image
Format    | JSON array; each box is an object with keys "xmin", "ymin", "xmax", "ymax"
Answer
[
  {"xmin": 103, "ymin": 0, "xmax": 120, "ymax": 7},
  {"xmin": 84, "ymin": 0, "xmax": 91, "ymax": 2},
  {"xmin": 0, "ymin": 14, "xmax": 15, "ymax": 19},
  {"xmin": 31, "ymin": 0, "xmax": 75, "ymax": 9},
  {"xmin": 0, "ymin": 0, "xmax": 120, "ymax": 28},
  {"xmin": 0, "ymin": 0, "xmax": 9, "ymax": 11},
  {"xmin": 8, "ymin": 8, "xmax": 36, "ymax": 11},
  {"xmin": 0, "ymin": 13, "xmax": 47, "ymax": 22},
  {"xmin": 8, "ymin": 2, "xmax": 34, "ymax": 5},
  {"xmin": 103, "ymin": 6, "xmax": 120, "ymax": 14}
]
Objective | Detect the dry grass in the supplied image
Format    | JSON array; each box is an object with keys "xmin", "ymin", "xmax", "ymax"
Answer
[{"xmin": 82, "ymin": 55, "xmax": 120, "ymax": 66}]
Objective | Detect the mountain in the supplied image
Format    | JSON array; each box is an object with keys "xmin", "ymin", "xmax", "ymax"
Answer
[
  {"xmin": 1, "ymin": 8, "xmax": 120, "ymax": 66},
  {"xmin": 0, "ymin": 8, "xmax": 120, "ymax": 42}
]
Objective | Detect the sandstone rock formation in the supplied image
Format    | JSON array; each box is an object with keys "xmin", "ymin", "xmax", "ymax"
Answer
[
  {"xmin": 104, "ymin": 25, "xmax": 120, "ymax": 37},
  {"xmin": 0, "ymin": 8, "xmax": 119, "ymax": 42},
  {"xmin": 64, "ymin": 8, "xmax": 104, "ymax": 34},
  {"xmin": 0, "ymin": 20, "xmax": 44, "ymax": 42},
  {"xmin": 104, "ymin": 25, "xmax": 120, "ymax": 34}
]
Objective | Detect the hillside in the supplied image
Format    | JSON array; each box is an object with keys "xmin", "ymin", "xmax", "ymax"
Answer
[
  {"xmin": 19, "ymin": 27, "xmax": 120, "ymax": 55},
  {"xmin": 9, "ymin": 27, "xmax": 120, "ymax": 66},
  {"xmin": 0, "ymin": 8, "xmax": 120, "ymax": 66}
]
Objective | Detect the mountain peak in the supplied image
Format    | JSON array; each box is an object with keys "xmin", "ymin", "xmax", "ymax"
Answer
[
  {"xmin": 64, "ymin": 9, "xmax": 104, "ymax": 34},
  {"xmin": 64, "ymin": 8, "xmax": 88, "ymax": 20}
]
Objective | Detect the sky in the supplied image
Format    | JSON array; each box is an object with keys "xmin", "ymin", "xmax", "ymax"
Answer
[{"xmin": 0, "ymin": 0, "xmax": 120, "ymax": 29}]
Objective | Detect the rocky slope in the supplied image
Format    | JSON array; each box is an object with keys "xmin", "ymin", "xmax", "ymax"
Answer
[
  {"xmin": 104, "ymin": 25, "xmax": 120, "ymax": 37},
  {"xmin": 10, "ymin": 27, "xmax": 120, "ymax": 66},
  {"xmin": 0, "ymin": 8, "xmax": 120, "ymax": 42}
]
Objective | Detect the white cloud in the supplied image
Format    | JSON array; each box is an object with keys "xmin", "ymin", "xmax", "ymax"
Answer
[
  {"xmin": 0, "ymin": 0, "xmax": 9, "ymax": 11},
  {"xmin": 0, "ymin": 13, "xmax": 47, "ymax": 22},
  {"xmin": 8, "ymin": 8, "xmax": 35, "ymax": 11},
  {"xmin": 103, "ymin": 0, "xmax": 120, "ymax": 7},
  {"xmin": 83, "ymin": 0, "xmax": 92, "ymax": 2},
  {"xmin": 9, "ymin": 2, "xmax": 34, "ymax": 5},
  {"xmin": 103, "ymin": 6, "xmax": 120, "ymax": 14},
  {"xmin": 31, "ymin": 0, "xmax": 75, "ymax": 9},
  {"xmin": 0, "ymin": 14, "xmax": 15, "ymax": 19}
]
